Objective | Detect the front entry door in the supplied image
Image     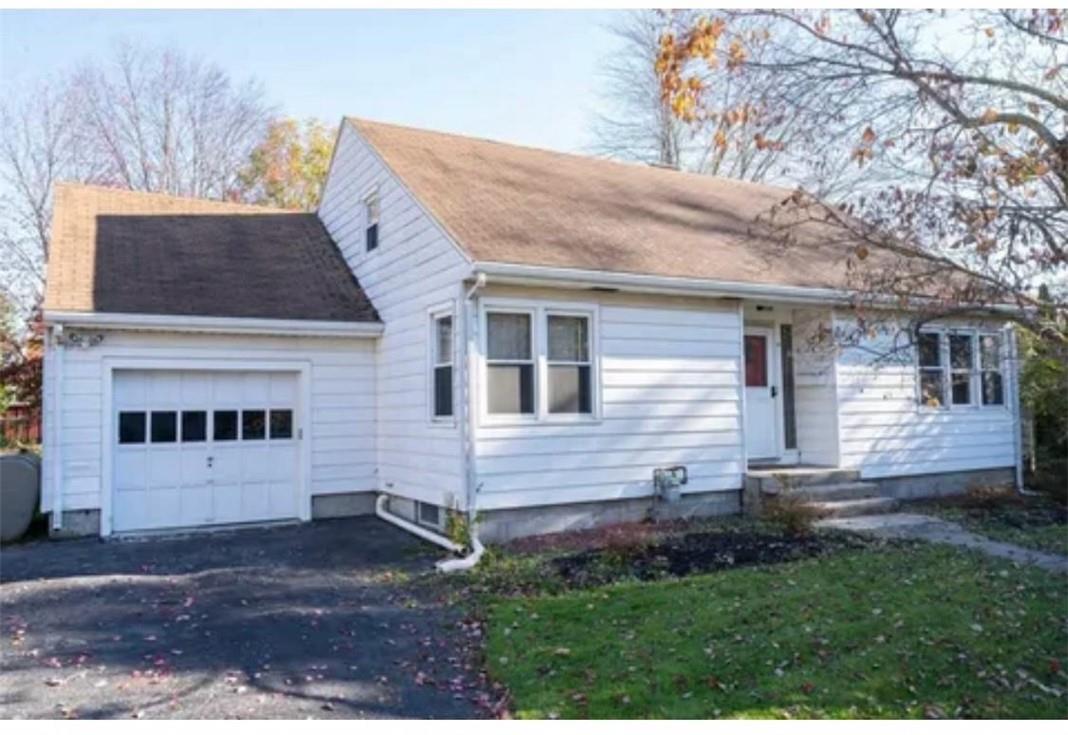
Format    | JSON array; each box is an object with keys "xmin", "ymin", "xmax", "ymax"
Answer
[{"xmin": 744, "ymin": 328, "xmax": 778, "ymax": 459}]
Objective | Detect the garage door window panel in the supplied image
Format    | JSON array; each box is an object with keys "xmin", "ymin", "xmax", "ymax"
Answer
[
  {"xmin": 181, "ymin": 411, "xmax": 207, "ymax": 442},
  {"xmin": 118, "ymin": 412, "xmax": 146, "ymax": 444},
  {"xmin": 270, "ymin": 409, "xmax": 293, "ymax": 439},
  {"xmin": 242, "ymin": 410, "xmax": 266, "ymax": 440},
  {"xmin": 150, "ymin": 411, "xmax": 177, "ymax": 443},
  {"xmin": 214, "ymin": 410, "xmax": 238, "ymax": 441}
]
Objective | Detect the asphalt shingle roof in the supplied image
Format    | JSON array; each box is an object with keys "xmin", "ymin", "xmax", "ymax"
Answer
[
  {"xmin": 350, "ymin": 117, "xmax": 874, "ymax": 291},
  {"xmin": 44, "ymin": 183, "xmax": 378, "ymax": 323}
]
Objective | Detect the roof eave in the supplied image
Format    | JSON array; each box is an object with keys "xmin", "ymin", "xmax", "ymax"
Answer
[
  {"xmin": 43, "ymin": 310, "xmax": 384, "ymax": 338},
  {"xmin": 468, "ymin": 262, "xmax": 1023, "ymax": 315}
]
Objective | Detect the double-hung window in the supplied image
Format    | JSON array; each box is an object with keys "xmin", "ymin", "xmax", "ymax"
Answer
[
  {"xmin": 917, "ymin": 329, "xmax": 1005, "ymax": 409},
  {"xmin": 948, "ymin": 333, "xmax": 974, "ymax": 406},
  {"xmin": 432, "ymin": 314, "xmax": 454, "ymax": 419},
  {"xmin": 979, "ymin": 334, "xmax": 1004, "ymax": 406},
  {"xmin": 547, "ymin": 314, "xmax": 592, "ymax": 414},
  {"xmin": 484, "ymin": 305, "xmax": 596, "ymax": 421},
  {"xmin": 486, "ymin": 312, "xmax": 535, "ymax": 415},
  {"xmin": 917, "ymin": 332, "xmax": 945, "ymax": 407}
]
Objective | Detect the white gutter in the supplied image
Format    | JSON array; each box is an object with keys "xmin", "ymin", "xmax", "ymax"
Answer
[
  {"xmin": 42, "ymin": 311, "xmax": 384, "ymax": 338},
  {"xmin": 374, "ymin": 494, "xmax": 464, "ymax": 554},
  {"xmin": 470, "ymin": 262, "xmax": 1024, "ymax": 315}
]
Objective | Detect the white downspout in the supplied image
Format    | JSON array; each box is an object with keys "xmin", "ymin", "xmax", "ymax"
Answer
[
  {"xmin": 436, "ymin": 272, "xmax": 487, "ymax": 573},
  {"xmin": 375, "ymin": 494, "xmax": 463, "ymax": 554},
  {"xmin": 50, "ymin": 325, "xmax": 64, "ymax": 531}
]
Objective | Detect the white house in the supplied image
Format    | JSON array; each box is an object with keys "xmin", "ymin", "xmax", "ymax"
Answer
[{"xmin": 39, "ymin": 118, "xmax": 1022, "ymax": 542}]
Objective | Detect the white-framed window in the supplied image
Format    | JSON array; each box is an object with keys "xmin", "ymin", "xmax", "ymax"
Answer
[
  {"xmin": 486, "ymin": 310, "xmax": 535, "ymax": 416},
  {"xmin": 948, "ymin": 333, "xmax": 974, "ymax": 406},
  {"xmin": 917, "ymin": 329, "xmax": 1005, "ymax": 409},
  {"xmin": 431, "ymin": 312, "xmax": 454, "ymax": 419},
  {"xmin": 482, "ymin": 301, "xmax": 599, "ymax": 423},
  {"xmin": 917, "ymin": 331, "xmax": 945, "ymax": 407},
  {"xmin": 979, "ymin": 333, "xmax": 1004, "ymax": 406},
  {"xmin": 546, "ymin": 313, "xmax": 592, "ymax": 415},
  {"xmin": 364, "ymin": 189, "xmax": 380, "ymax": 252}
]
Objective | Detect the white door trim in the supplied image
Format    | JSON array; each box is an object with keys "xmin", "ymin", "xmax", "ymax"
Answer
[
  {"xmin": 100, "ymin": 357, "xmax": 312, "ymax": 537},
  {"xmin": 743, "ymin": 326, "xmax": 781, "ymax": 461}
]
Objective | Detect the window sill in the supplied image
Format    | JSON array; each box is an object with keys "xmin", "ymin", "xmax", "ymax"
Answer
[
  {"xmin": 481, "ymin": 415, "xmax": 602, "ymax": 428},
  {"xmin": 917, "ymin": 404, "xmax": 1008, "ymax": 414},
  {"xmin": 428, "ymin": 417, "xmax": 458, "ymax": 429}
]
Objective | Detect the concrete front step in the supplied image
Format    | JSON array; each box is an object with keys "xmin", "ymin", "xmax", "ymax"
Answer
[
  {"xmin": 812, "ymin": 496, "xmax": 900, "ymax": 519},
  {"xmin": 795, "ymin": 481, "xmax": 881, "ymax": 502},
  {"xmin": 747, "ymin": 467, "xmax": 861, "ymax": 491}
]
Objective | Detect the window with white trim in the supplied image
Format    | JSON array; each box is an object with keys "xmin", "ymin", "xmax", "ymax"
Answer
[
  {"xmin": 979, "ymin": 334, "xmax": 1004, "ymax": 406},
  {"xmin": 431, "ymin": 314, "xmax": 453, "ymax": 418},
  {"xmin": 486, "ymin": 311, "xmax": 534, "ymax": 415},
  {"xmin": 547, "ymin": 314, "xmax": 592, "ymax": 415},
  {"xmin": 917, "ymin": 329, "xmax": 1004, "ymax": 409},
  {"xmin": 364, "ymin": 190, "xmax": 380, "ymax": 252},
  {"xmin": 484, "ymin": 305, "xmax": 597, "ymax": 421},
  {"xmin": 917, "ymin": 332, "xmax": 945, "ymax": 407},
  {"xmin": 948, "ymin": 333, "xmax": 974, "ymax": 406}
]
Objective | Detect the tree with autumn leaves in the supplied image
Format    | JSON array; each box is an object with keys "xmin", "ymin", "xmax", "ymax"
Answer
[
  {"xmin": 655, "ymin": 9, "xmax": 1066, "ymax": 343},
  {"xmin": 237, "ymin": 118, "xmax": 336, "ymax": 211},
  {"xmin": 655, "ymin": 9, "xmax": 1067, "ymax": 493}
]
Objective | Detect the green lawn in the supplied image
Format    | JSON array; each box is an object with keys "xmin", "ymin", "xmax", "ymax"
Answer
[{"xmin": 485, "ymin": 546, "xmax": 1068, "ymax": 719}]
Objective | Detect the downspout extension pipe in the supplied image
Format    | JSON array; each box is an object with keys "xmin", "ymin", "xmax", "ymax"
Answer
[{"xmin": 436, "ymin": 533, "xmax": 484, "ymax": 573}]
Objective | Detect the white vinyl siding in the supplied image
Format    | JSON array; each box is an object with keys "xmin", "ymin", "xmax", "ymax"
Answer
[
  {"xmin": 791, "ymin": 308, "xmax": 840, "ymax": 466},
  {"xmin": 318, "ymin": 120, "xmax": 470, "ymax": 508},
  {"xmin": 473, "ymin": 288, "xmax": 744, "ymax": 511},
  {"xmin": 40, "ymin": 330, "xmax": 376, "ymax": 518},
  {"xmin": 835, "ymin": 315, "xmax": 1015, "ymax": 479}
]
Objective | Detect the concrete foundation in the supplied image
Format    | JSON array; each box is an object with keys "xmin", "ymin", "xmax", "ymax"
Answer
[
  {"xmin": 311, "ymin": 492, "xmax": 376, "ymax": 520},
  {"xmin": 873, "ymin": 467, "xmax": 1015, "ymax": 499},
  {"xmin": 48, "ymin": 509, "xmax": 101, "ymax": 539},
  {"xmin": 477, "ymin": 490, "xmax": 741, "ymax": 543}
]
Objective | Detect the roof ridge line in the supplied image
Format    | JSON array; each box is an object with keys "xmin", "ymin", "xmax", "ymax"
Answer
[
  {"xmin": 53, "ymin": 181, "xmax": 300, "ymax": 214},
  {"xmin": 344, "ymin": 116, "xmax": 798, "ymax": 197}
]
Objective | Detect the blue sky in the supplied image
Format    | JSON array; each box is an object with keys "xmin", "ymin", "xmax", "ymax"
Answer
[{"xmin": 0, "ymin": 9, "xmax": 623, "ymax": 153}]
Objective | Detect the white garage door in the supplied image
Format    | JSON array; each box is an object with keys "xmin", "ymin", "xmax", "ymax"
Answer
[{"xmin": 112, "ymin": 370, "xmax": 301, "ymax": 533}]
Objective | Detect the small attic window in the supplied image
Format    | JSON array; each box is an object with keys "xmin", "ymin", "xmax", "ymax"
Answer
[{"xmin": 365, "ymin": 189, "xmax": 380, "ymax": 252}]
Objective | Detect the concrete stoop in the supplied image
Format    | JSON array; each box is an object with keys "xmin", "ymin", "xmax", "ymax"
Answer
[{"xmin": 744, "ymin": 466, "xmax": 899, "ymax": 519}]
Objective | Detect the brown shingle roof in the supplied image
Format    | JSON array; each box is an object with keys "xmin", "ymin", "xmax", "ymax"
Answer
[
  {"xmin": 44, "ymin": 183, "xmax": 378, "ymax": 323},
  {"xmin": 350, "ymin": 118, "xmax": 869, "ymax": 290}
]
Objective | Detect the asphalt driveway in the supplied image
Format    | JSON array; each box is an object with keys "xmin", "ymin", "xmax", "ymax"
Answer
[{"xmin": 0, "ymin": 517, "xmax": 487, "ymax": 719}]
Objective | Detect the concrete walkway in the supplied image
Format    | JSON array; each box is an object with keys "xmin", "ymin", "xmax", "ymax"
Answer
[{"xmin": 819, "ymin": 512, "xmax": 1068, "ymax": 575}]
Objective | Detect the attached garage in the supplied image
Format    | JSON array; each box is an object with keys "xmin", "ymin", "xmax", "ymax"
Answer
[
  {"xmin": 41, "ymin": 184, "xmax": 383, "ymax": 537},
  {"xmin": 111, "ymin": 369, "xmax": 301, "ymax": 533}
]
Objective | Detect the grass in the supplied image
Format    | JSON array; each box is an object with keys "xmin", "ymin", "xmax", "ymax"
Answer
[{"xmin": 485, "ymin": 545, "xmax": 1068, "ymax": 719}]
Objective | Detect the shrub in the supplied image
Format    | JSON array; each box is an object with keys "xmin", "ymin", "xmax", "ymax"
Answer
[{"xmin": 760, "ymin": 476, "xmax": 822, "ymax": 536}]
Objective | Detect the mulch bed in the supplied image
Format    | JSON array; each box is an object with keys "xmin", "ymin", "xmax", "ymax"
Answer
[
  {"xmin": 550, "ymin": 528, "xmax": 874, "ymax": 586},
  {"xmin": 504, "ymin": 519, "xmax": 688, "ymax": 555}
]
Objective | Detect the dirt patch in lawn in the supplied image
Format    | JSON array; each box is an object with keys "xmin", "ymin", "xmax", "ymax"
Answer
[{"xmin": 551, "ymin": 528, "xmax": 874, "ymax": 587}]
